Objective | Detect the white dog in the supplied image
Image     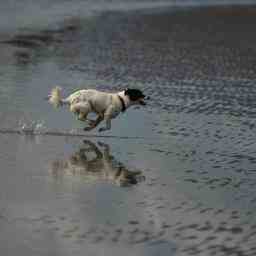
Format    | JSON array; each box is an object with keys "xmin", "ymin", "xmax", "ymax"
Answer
[{"xmin": 48, "ymin": 87, "xmax": 147, "ymax": 132}]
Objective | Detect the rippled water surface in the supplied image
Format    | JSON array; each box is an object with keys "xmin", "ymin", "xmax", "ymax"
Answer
[{"xmin": 1, "ymin": 1, "xmax": 256, "ymax": 255}]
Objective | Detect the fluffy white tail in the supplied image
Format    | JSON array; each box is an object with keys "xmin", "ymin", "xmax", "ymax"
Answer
[{"xmin": 48, "ymin": 87, "xmax": 63, "ymax": 108}]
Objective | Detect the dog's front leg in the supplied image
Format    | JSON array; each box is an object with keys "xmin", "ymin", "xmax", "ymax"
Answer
[{"xmin": 98, "ymin": 118, "xmax": 111, "ymax": 132}]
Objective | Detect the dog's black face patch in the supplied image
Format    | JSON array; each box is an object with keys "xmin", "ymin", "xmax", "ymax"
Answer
[{"xmin": 124, "ymin": 89, "xmax": 145, "ymax": 101}]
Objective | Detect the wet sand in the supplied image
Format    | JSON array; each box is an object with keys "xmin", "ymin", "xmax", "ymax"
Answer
[{"xmin": 1, "ymin": 3, "xmax": 256, "ymax": 255}]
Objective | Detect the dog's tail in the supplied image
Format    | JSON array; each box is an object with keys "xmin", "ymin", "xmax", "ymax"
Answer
[{"xmin": 48, "ymin": 86, "xmax": 65, "ymax": 108}]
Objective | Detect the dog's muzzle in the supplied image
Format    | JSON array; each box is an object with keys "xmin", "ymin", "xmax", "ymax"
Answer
[
  {"xmin": 140, "ymin": 96, "xmax": 149, "ymax": 106},
  {"xmin": 139, "ymin": 100, "xmax": 146, "ymax": 106}
]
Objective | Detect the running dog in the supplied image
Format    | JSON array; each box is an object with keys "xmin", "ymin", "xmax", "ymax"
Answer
[{"xmin": 48, "ymin": 87, "xmax": 147, "ymax": 132}]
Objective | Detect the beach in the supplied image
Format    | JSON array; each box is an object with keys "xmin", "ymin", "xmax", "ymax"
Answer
[{"xmin": 1, "ymin": 1, "xmax": 256, "ymax": 255}]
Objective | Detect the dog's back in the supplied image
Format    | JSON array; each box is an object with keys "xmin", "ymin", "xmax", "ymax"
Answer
[{"xmin": 66, "ymin": 89, "xmax": 114, "ymax": 114}]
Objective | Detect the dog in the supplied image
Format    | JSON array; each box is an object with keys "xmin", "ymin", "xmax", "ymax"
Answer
[
  {"xmin": 48, "ymin": 87, "xmax": 147, "ymax": 132},
  {"xmin": 50, "ymin": 140, "xmax": 144, "ymax": 186}
]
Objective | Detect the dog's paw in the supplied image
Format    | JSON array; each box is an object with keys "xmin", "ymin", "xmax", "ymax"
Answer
[
  {"xmin": 87, "ymin": 119, "xmax": 96, "ymax": 126},
  {"xmin": 98, "ymin": 127, "xmax": 106, "ymax": 132},
  {"xmin": 84, "ymin": 126, "xmax": 93, "ymax": 131}
]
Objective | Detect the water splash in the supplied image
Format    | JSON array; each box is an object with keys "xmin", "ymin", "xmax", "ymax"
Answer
[
  {"xmin": 0, "ymin": 121, "xmax": 148, "ymax": 139},
  {"xmin": 18, "ymin": 119, "xmax": 47, "ymax": 134}
]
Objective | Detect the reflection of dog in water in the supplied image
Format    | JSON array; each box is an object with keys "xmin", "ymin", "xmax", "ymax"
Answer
[{"xmin": 50, "ymin": 140, "xmax": 144, "ymax": 186}]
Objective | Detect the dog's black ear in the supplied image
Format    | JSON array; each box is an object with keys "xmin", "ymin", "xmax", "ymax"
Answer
[{"xmin": 124, "ymin": 88, "xmax": 145, "ymax": 101}]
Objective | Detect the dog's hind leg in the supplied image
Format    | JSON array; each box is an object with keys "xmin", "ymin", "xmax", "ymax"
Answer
[
  {"xmin": 87, "ymin": 115, "xmax": 104, "ymax": 127},
  {"xmin": 70, "ymin": 102, "xmax": 91, "ymax": 121}
]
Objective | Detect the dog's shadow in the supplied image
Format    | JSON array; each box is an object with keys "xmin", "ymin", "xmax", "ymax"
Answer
[{"xmin": 50, "ymin": 140, "xmax": 145, "ymax": 187}]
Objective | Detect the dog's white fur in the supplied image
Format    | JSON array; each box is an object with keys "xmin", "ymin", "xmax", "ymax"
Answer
[{"xmin": 48, "ymin": 87, "xmax": 144, "ymax": 132}]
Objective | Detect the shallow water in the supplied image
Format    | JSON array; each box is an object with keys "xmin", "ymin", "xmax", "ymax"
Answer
[{"xmin": 1, "ymin": 1, "xmax": 256, "ymax": 255}]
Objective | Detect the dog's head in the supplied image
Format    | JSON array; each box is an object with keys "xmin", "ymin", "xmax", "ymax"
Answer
[{"xmin": 124, "ymin": 89, "xmax": 147, "ymax": 106}]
